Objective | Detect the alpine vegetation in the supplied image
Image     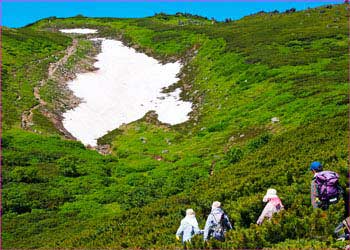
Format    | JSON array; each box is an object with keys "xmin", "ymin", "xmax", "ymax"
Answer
[{"xmin": 2, "ymin": 4, "xmax": 349, "ymax": 249}]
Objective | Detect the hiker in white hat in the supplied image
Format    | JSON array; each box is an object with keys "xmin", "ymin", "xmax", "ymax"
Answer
[
  {"xmin": 176, "ymin": 208, "xmax": 202, "ymax": 244},
  {"xmin": 203, "ymin": 201, "xmax": 233, "ymax": 242},
  {"xmin": 257, "ymin": 188, "xmax": 284, "ymax": 225}
]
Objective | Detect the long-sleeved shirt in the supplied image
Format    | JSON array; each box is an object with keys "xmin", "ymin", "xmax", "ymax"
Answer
[
  {"xmin": 203, "ymin": 208, "xmax": 233, "ymax": 241},
  {"xmin": 257, "ymin": 197, "xmax": 284, "ymax": 225},
  {"xmin": 311, "ymin": 174, "xmax": 321, "ymax": 208},
  {"xmin": 176, "ymin": 216, "xmax": 201, "ymax": 243}
]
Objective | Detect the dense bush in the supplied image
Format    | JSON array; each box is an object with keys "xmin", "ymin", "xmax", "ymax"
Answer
[{"xmin": 2, "ymin": 4, "xmax": 348, "ymax": 249}]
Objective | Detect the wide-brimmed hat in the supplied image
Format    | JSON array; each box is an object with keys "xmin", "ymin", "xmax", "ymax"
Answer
[
  {"xmin": 212, "ymin": 201, "xmax": 221, "ymax": 209},
  {"xmin": 263, "ymin": 188, "xmax": 278, "ymax": 202},
  {"xmin": 186, "ymin": 208, "xmax": 195, "ymax": 216}
]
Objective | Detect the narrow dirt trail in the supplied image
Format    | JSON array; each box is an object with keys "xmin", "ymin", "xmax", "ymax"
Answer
[{"xmin": 21, "ymin": 39, "xmax": 78, "ymax": 129}]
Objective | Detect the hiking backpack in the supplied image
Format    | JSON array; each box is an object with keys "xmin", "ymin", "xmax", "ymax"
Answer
[
  {"xmin": 315, "ymin": 170, "xmax": 342, "ymax": 206},
  {"xmin": 211, "ymin": 213, "xmax": 225, "ymax": 241}
]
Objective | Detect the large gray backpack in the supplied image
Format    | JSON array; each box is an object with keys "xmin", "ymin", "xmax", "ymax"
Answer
[{"xmin": 211, "ymin": 212, "xmax": 225, "ymax": 241}]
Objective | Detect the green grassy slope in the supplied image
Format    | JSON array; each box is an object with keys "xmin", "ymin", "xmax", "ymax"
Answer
[
  {"xmin": 2, "ymin": 4, "xmax": 349, "ymax": 249},
  {"xmin": 2, "ymin": 28, "xmax": 71, "ymax": 130}
]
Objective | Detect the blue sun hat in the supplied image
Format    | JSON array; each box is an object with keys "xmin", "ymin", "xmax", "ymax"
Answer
[{"xmin": 309, "ymin": 161, "xmax": 323, "ymax": 171}]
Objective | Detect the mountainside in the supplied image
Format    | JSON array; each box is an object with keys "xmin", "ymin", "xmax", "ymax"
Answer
[{"xmin": 2, "ymin": 4, "xmax": 349, "ymax": 249}]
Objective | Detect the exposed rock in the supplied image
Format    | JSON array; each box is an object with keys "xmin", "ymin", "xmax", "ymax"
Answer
[
  {"xmin": 271, "ymin": 117, "xmax": 280, "ymax": 123},
  {"xmin": 140, "ymin": 137, "xmax": 147, "ymax": 144},
  {"xmin": 96, "ymin": 144, "xmax": 112, "ymax": 155},
  {"xmin": 154, "ymin": 155, "xmax": 164, "ymax": 161},
  {"xmin": 144, "ymin": 111, "xmax": 161, "ymax": 125}
]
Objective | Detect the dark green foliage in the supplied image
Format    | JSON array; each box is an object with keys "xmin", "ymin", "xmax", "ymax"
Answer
[
  {"xmin": 226, "ymin": 147, "xmax": 244, "ymax": 164},
  {"xmin": 247, "ymin": 133, "xmax": 272, "ymax": 152},
  {"xmin": 8, "ymin": 166, "xmax": 40, "ymax": 183},
  {"xmin": 2, "ymin": 4, "xmax": 349, "ymax": 249},
  {"xmin": 96, "ymin": 128, "xmax": 123, "ymax": 145},
  {"xmin": 58, "ymin": 156, "xmax": 87, "ymax": 177}
]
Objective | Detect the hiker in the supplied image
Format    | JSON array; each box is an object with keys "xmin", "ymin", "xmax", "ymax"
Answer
[
  {"xmin": 203, "ymin": 201, "xmax": 233, "ymax": 242},
  {"xmin": 345, "ymin": 172, "xmax": 349, "ymax": 217},
  {"xmin": 176, "ymin": 209, "xmax": 202, "ymax": 244},
  {"xmin": 309, "ymin": 161, "xmax": 341, "ymax": 209},
  {"xmin": 257, "ymin": 188, "xmax": 284, "ymax": 225},
  {"xmin": 334, "ymin": 216, "xmax": 350, "ymax": 241}
]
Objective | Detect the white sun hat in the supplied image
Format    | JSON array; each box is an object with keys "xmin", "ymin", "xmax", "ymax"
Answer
[
  {"xmin": 186, "ymin": 208, "xmax": 195, "ymax": 216},
  {"xmin": 212, "ymin": 201, "xmax": 221, "ymax": 209},
  {"xmin": 263, "ymin": 188, "xmax": 278, "ymax": 202}
]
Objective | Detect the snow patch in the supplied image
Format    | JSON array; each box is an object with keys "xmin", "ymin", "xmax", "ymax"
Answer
[
  {"xmin": 60, "ymin": 28, "xmax": 98, "ymax": 34},
  {"xmin": 62, "ymin": 39, "xmax": 192, "ymax": 146}
]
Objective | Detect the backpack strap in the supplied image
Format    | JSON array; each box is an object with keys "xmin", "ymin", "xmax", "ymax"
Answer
[
  {"xmin": 211, "ymin": 212, "xmax": 224, "ymax": 228},
  {"xmin": 211, "ymin": 213, "xmax": 217, "ymax": 224}
]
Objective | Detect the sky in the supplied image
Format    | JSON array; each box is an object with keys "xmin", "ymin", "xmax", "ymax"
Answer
[{"xmin": 2, "ymin": 1, "xmax": 344, "ymax": 28}]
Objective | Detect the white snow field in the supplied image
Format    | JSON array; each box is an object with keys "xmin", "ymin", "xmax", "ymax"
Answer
[
  {"xmin": 59, "ymin": 28, "xmax": 98, "ymax": 34},
  {"xmin": 62, "ymin": 38, "xmax": 192, "ymax": 146}
]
